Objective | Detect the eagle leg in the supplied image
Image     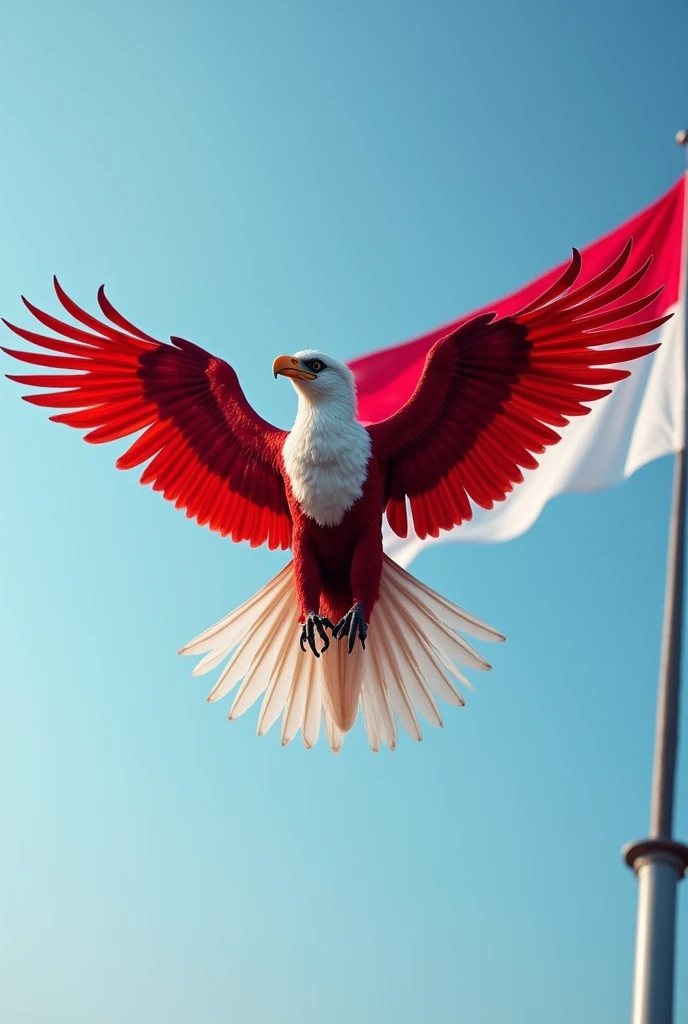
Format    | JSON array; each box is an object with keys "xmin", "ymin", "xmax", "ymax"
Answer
[
  {"xmin": 300, "ymin": 612, "xmax": 335, "ymax": 658},
  {"xmin": 332, "ymin": 603, "xmax": 368, "ymax": 654}
]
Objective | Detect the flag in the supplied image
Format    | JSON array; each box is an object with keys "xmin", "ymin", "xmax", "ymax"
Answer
[{"xmin": 349, "ymin": 176, "xmax": 686, "ymax": 568}]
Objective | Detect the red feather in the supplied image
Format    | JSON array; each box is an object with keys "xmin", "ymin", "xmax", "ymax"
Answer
[
  {"xmin": 3, "ymin": 286, "xmax": 292, "ymax": 550},
  {"xmin": 369, "ymin": 240, "xmax": 670, "ymax": 540}
]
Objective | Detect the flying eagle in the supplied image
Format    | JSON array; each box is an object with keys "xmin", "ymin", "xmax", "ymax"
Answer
[{"xmin": 2, "ymin": 242, "xmax": 667, "ymax": 752}]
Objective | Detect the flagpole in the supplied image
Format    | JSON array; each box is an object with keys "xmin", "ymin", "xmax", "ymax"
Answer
[{"xmin": 621, "ymin": 137, "xmax": 688, "ymax": 1024}]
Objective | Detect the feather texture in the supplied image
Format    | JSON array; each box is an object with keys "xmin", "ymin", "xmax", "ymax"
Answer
[
  {"xmin": 181, "ymin": 555, "xmax": 503, "ymax": 752},
  {"xmin": 3, "ymin": 281, "xmax": 292, "ymax": 549},
  {"xmin": 368, "ymin": 241, "xmax": 670, "ymax": 540}
]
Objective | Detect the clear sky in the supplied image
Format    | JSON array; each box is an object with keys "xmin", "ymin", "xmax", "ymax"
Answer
[{"xmin": 0, "ymin": 1, "xmax": 686, "ymax": 1022}]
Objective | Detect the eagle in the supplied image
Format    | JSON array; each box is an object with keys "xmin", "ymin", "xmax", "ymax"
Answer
[{"xmin": 2, "ymin": 241, "xmax": 667, "ymax": 752}]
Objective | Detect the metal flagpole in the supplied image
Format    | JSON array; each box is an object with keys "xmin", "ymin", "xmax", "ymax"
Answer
[{"xmin": 621, "ymin": 133, "xmax": 688, "ymax": 1024}]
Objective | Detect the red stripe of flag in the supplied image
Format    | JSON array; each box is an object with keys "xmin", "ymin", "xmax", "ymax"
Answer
[{"xmin": 350, "ymin": 177, "xmax": 686, "ymax": 425}]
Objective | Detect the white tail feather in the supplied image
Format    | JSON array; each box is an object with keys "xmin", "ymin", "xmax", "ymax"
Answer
[
  {"xmin": 179, "ymin": 564, "xmax": 293, "ymax": 657},
  {"xmin": 181, "ymin": 555, "xmax": 504, "ymax": 753},
  {"xmin": 324, "ymin": 711, "xmax": 344, "ymax": 754},
  {"xmin": 257, "ymin": 606, "xmax": 302, "ymax": 736},
  {"xmin": 371, "ymin": 601, "xmax": 422, "ymax": 741},
  {"xmin": 364, "ymin": 631, "xmax": 397, "ymax": 750},
  {"xmin": 229, "ymin": 592, "xmax": 296, "ymax": 720},
  {"xmin": 301, "ymin": 658, "xmax": 322, "ymax": 749},
  {"xmin": 360, "ymin": 685, "xmax": 382, "ymax": 752},
  {"xmin": 206, "ymin": 588, "xmax": 293, "ymax": 703},
  {"xmin": 380, "ymin": 583, "xmax": 469, "ymax": 703},
  {"xmin": 322, "ymin": 636, "xmax": 364, "ymax": 732},
  {"xmin": 383, "ymin": 557, "xmax": 504, "ymax": 643},
  {"xmin": 280, "ymin": 661, "xmax": 309, "ymax": 746}
]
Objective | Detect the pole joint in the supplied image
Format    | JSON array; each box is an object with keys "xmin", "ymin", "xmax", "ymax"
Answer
[{"xmin": 623, "ymin": 838, "xmax": 688, "ymax": 877}]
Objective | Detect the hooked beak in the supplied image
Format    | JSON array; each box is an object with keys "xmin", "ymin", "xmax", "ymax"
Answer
[{"xmin": 272, "ymin": 355, "xmax": 317, "ymax": 381}]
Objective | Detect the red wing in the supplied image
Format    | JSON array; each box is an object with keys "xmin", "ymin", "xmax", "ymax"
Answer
[
  {"xmin": 3, "ymin": 280, "xmax": 292, "ymax": 550},
  {"xmin": 368, "ymin": 241, "xmax": 670, "ymax": 540}
]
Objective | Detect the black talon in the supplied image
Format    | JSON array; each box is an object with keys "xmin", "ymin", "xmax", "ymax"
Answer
[
  {"xmin": 300, "ymin": 612, "xmax": 335, "ymax": 657},
  {"xmin": 333, "ymin": 602, "xmax": 368, "ymax": 653}
]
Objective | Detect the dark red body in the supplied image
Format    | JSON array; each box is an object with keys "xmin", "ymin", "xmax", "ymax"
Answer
[{"xmin": 284, "ymin": 455, "xmax": 385, "ymax": 623}]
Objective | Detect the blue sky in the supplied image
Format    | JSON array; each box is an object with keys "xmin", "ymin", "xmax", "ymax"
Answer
[{"xmin": 0, "ymin": 0, "xmax": 686, "ymax": 1021}]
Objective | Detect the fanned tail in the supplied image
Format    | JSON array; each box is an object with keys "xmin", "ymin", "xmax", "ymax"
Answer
[{"xmin": 179, "ymin": 555, "xmax": 504, "ymax": 753}]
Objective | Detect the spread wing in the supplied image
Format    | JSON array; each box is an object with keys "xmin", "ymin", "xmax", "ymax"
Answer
[
  {"xmin": 368, "ymin": 241, "xmax": 670, "ymax": 540},
  {"xmin": 2, "ymin": 280, "xmax": 292, "ymax": 550}
]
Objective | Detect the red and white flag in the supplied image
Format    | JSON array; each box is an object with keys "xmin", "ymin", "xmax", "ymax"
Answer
[{"xmin": 349, "ymin": 176, "xmax": 687, "ymax": 567}]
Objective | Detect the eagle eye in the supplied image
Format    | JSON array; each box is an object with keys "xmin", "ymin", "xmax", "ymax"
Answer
[{"xmin": 307, "ymin": 359, "xmax": 325, "ymax": 373}]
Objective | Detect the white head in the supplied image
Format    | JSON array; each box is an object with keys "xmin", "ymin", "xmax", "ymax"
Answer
[
  {"xmin": 273, "ymin": 349, "xmax": 357, "ymax": 412},
  {"xmin": 275, "ymin": 348, "xmax": 371, "ymax": 527}
]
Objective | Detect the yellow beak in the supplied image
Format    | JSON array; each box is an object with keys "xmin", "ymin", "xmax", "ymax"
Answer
[{"xmin": 272, "ymin": 355, "xmax": 317, "ymax": 381}]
